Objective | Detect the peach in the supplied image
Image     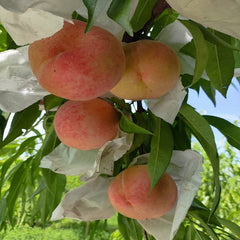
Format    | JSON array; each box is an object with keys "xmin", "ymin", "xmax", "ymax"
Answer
[
  {"xmin": 108, "ymin": 165, "xmax": 177, "ymax": 220},
  {"xmin": 54, "ymin": 98, "xmax": 120, "ymax": 150},
  {"xmin": 28, "ymin": 20, "xmax": 125, "ymax": 101},
  {"xmin": 110, "ymin": 40, "xmax": 180, "ymax": 100}
]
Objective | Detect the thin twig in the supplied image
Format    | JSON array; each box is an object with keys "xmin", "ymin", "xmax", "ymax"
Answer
[{"xmin": 143, "ymin": 228, "xmax": 149, "ymax": 240}]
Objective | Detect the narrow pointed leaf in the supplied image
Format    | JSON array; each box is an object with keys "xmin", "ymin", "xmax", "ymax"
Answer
[
  {"xmin": 118, "ymin": 214, "xmax": 143, "ymax": 240},
  {"xmin": 41, "ymin": 169, "xmax": 66, "ymax": 213},
  {"xmin": 199, "ymin": 79, "xmax": 216, "ymax": 106},
  {"xmin": 148, "ymin": 113, "xmax": 174, "ymax": 191},
  {"xmin": 198, "ymin": 24, "xmax": 240, "ymax": 52},
  {"xmin": 0, "ymin": 24, "xmax": 8, "ymax": 52},
  {"xmin": 217, "ymin": 217, "xmax": 240, "ymax": 237},
  {"xmin": 150, "ymin": 8, "xmax": 178, "ymax": 39},
  {"xmin": 107, "ymin": 0, "xmax": 133, "ymax": 36},
  {"xmin": 180, "ymin": 20, "xmax": 209, "ymax": 85},
  {"xmin": 0, "ymin": 136, "xmax": 38, "ymax": 193},
  {"xmin": 179, "ymin": 103, "xmax": 221, "ymax": 219},
  {"xmin": 83, "ymin": 0, "xmax": 110, "ymax": 32},
  {"xmin": 39, "ymin": 124, "xmax": 60, "ymax": 159},
  {"xmin": 204, "ymin": 115, "xmax": 240, "ymax": 150},
  {"xmin": 195, "ymin": 230, "xmax": 211, "ymax": 240},
  {"xmin": 206, "ymin": 42, "xmax": 234, "ymax": 97},
  {"xmin": 118, "ymin": 214, "xmax": 131, "ymax": 240},
  {"xmin": 0, "ymin": 114, "xmax": 7, "ymax": 141},
  {"xmin": 180, "ymin": 40, "xmax": 196, "ymax": 58},
  {"xmin": 181, "ymin": 74, "xmax": 216, "ymax": 106},
  {"xmin": 0, "ymin": 102, "xmax": 40, "ymax": 148},
  {"xmin": 188, "ymin": 211, "xmax": 218, "ymax": 240},
  {"xmin": 34, "ymin": 170, "xmax": 66, "ymax": 225},
  {"xmin": 119, "ymin": 110, "xmax": 153, "ymax": 135},
  {"xmin": 130, "ymin": 0, "xmax": 157, "ymax": 32},
  {"xmin": 173, "ymin": 118, "xmax": 191, "ymax": 151},
  {"xmin": 173, "ymin": 223, "xmax": 187, "ymax": 240},
  {"xmin": 43, "ymin": 95, "xmax": 64, "ymax": 112},
  {"xmin": 232, "ymin": 38, "xmax": 240, "ymax": 68},
  {"xmin": 0, "ymin": 198, "xmax": 7, "ymax": 224},
  {"xmin": 186, "ymin": 224, "xmax": 196, "ymax": 240},
  {"xmin": 7, "ymin": 162, "xmax": 27, "ymax": 226}
]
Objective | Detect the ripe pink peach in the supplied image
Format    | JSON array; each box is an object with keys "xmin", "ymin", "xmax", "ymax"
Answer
[
  {"xmin": 28, "ymin": 20, "xmax": 125, "ymax": 101},
  {"xmin": 108, "ymin": 165, "xmax": 177, "ymax": 220},
  {"xmin": 110, "ymin": 40, "xmax": 180, "ymax": 100},
  {"xmin": 54, "ymin": 98, "xmax": 120, "ymax": 150}
]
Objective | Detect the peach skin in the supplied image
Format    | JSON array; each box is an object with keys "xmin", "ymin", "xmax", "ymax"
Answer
[
  {"xmin": 110, "ymin": 40, "xmax": 180, "ymax": 100},
  {"xmin": 108, "ymin": 165, "xmax": 177, "ymax": 220},
  {"xmin": 29, "ymin": 20, "xmax": 125, "ymax": 101},
  {"xmin": 54, "ymin": 98, "xmax": 120, "ymax": 150}
]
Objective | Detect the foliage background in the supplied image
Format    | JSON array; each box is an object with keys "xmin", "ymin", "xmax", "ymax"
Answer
[{"xmin": 0, "ymin": 0, "xmax": 240, "ymax": 239}]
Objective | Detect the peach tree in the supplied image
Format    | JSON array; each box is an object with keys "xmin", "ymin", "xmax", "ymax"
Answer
[{"xmin": 0, "ymin": 0, "xmax": 240, "ymax": 239}]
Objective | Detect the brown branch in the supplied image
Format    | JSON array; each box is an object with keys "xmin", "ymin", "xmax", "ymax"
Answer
[{"xmin": 143, "ymin": 228, "xmax": 149, "ymax": 240}]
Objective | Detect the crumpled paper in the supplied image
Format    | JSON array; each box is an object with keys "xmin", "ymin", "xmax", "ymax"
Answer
[
  {"xmin": 51, "ymin": 149, "xmax": 203, "ymax": 240},
  {"xmin": 0, "ymin": 46, "xmax": 49, "ymax": 112},
  {"xmin": 51, "ymin": 175, "xmax": 115, "ymax": 221},
  {"xmin": 0, "ymin": 0, "xmax": 136, "ymax": 46},
  {"xmin": 146, "ymin": 79, "xmax": 186, "ymax": 124},
  {"xmin": 0, "ymin": 1, "xmax": 80, "ymax": 46},
  {"xmin": 40, "ymin": 130, "xmax": 133, "ymax": 180},
  {"xmin": 167, "ymin": 0, "xmax": 240, "ymax": 40}
]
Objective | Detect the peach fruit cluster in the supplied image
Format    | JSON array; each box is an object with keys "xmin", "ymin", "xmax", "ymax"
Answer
[{"xmin": 28, "ymin": 19, "xmax": 179, "ymax": 220}]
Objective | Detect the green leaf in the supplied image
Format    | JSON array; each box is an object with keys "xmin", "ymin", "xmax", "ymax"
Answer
[
  {"xmin": 181, "ymin": 74, "xmax": 216, "ymax": 106},
  {"xmin": 148, "ymin": 113, "xmax": 174, "ymax": 191},
  {"xmin": 83, "ymin": 0, "xmax": 110, "ymax": 32},
  {"xmin": 188, "ymin": 211, "xmax": 219, "ymax": 240},
  {"xmin": 72, "ymin": 11, "xmax": 87, "ymax": 22},
  {"xmin": 0, "ymin": 136, "xmax": 39, "ymax": 193},
  {"xmin": 180, "ymin": 39, "xmax": 196, "ymax": 58},
  {"xmin": 0, "ymin": 114, "xmax": 7, "ymax": 142},
  {"xmin": 189, "ymin": 204, "xmax": 221, "ymax": 227},
  {"xmin": 173, "ymin": 223, "xmax": 187, "ymax": 240},
  {"xmin": 0, "ymin": 24, "xmax": 8, "ymax": 52},
  {"xmin": 0, "ymin": 102, "xmax": 41, "ymax": 149},
  {"xmin": 198, "ymin": 25, "xmax": 240, "ymax": 52},
  {"xmin": 217, "ymin": 217, "xmax": 240, "ymax": 237},
  {"xmin": 173, "ymin": 117, "xmax": 191, "ymax": 151},
  {"xmin": 0, "ymin": 23, "xmax": 18, "ymax": 51},
  {"xmin": 32, "ymin": 170, "xmax": 66, "ymax": 226},
  {"xmin": 7, "ymin": 161, "xmax": 28, "ymax": 226},
  {"xmin": 130, "ymin": 0, "xmax": 157, "ymax": 32},
  {"xmin": 39, "ymin": 123, "xmax": 60, "ymax": 159},
  {"xmin": 119, "ymin": 110, "xmax": 153, "ymax": 135},
  {"xmin": 107, "ymin": 0, "xmax": 133, "ymax": 36},
  {"xmin": 179, "ymin": 20, "xmax": 209, "ymax": 86},
  {"xmin": 232, "ymin": 38, "xmax": 240, "ymax": 68},
  {"xmin": 41, "ymin": 169, "xmax": 66, "ymax": 213},
  {"xmin": 198, "ymin": 79, "xmax": 216, "ymax": 106},
  {"xmin": 0, "ymin": 198, "xmax": 7, "ymax": 224},
  {"xmin": 150, "ymin": 8, "xmax": 178, "ymax": 39},
  {"xmin": 118, "ymin": 214, "xmax": 143, "ymax": 240},
  {"xmin": 206, "ymin": 41, "xmax": 234, "ymax": 97},
  {"xmin": 28, "ymin": 180, "xmax": 47, "ymax": 201},
  {"xmin": 195, "ymin": 230, "xmax": 211, "ymax": 240},
  {"xmin": 204, "ymin": 115, "xmax": 240, "ymax": 150},
  {"xmin": 179, "ymin": 103, "xmax": 221, "ymax": 219},
  {"xmin": 43, "ymin": 95, "xmax": 64, "ymax": 112},
  {"xmin": 118, "ymin": 214, "xmax": 131, "ymax": 240},
  {"xmin": 186, "ymin": 224, "xmax": 196, "ymax": 240}
]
